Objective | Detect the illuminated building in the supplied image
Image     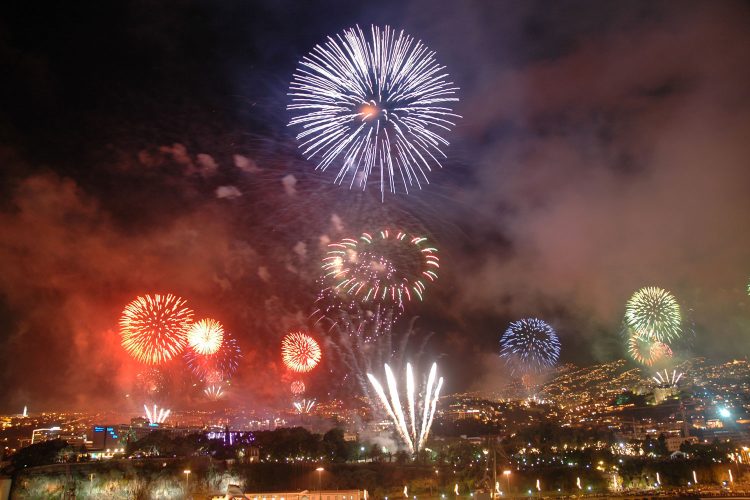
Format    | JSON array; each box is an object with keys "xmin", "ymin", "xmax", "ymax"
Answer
[{"xmin": 91, "ymin": 425, "xmax": 119, "ymax": 449}]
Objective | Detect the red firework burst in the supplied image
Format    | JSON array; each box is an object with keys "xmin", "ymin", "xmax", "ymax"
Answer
[{"xmin": 290, "ymin": 380, "xmax": 306, "ymax": 395}]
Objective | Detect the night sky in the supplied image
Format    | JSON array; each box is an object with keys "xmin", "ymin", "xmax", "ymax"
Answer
[{"xmin": 1, "ymin": 1, "xmax": 749, "ymax": 412}]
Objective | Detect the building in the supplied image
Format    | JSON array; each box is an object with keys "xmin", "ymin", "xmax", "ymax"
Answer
[
  {"xmin": 90, "ymin": 425, "xmax": 120, "ymax": 450},
  {"xmin": 665, "ymin": 435, "xmax": 698, "ymax": 452}
]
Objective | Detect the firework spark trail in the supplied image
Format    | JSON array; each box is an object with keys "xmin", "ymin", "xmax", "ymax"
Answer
[
  {"xmin": 367, "ymin": 362, "xmax": 444, "ymax": 454},
  {"xmin": 288, "ymin": 25, "xmax": 460, "ymax": 197},
  {"xmin": 120, "ymin": 294, "xmax": 194, "ymax": 365},
  {"xmin": 406, "ymin": 363, "xmax": 416, "ymax": 439},
  {"xmin": 417, "ymin": 362, "xmax": 437, "ymax": 448},
  {"xmin": 367, "ymin": 369, "xmax": 413, "ymax": 452},
  {"xmin": 420, "ymin": 376, "xmax": 444, "ymax": 452},
  {"xmin": 324, "ymin": 313, "xmax": 430, "ymax": 399},
  {"xmin": 385, "ymin": 364, "xmax": 410, "ymax": 450}
]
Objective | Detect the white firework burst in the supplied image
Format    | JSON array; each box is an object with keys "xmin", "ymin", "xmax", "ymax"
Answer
[
  {"xmin": 367, "ymin": 362, "xmax": 443, "ymax": 454},
  {"xmin": 288, "ymin": 25, "xmax": 460, "ymax": 197}
]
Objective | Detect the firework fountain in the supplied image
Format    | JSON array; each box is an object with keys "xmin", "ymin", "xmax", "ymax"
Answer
[
  {"xmin": 367, "ymin": 362, "xmax": 443, "ymax": 454},
  {"xmin": 324, "ymin": 312, "xmax": 431, "ymax": 401},
  {"xmin": 293, "ymin": 399, "xmax": 317, "ymax": 414},
  {"xmin": 143, "ymin": 404, "xmax": 171, "ymax": 425},
  {"xmin": 653, "ymin": 369, "xmax": 683, "ymax": 386}
]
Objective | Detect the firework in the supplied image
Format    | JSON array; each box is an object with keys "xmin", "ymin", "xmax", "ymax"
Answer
[
  {"xmin": 624, "ymin": 287, "xmax": 682, "ymax": 343},
  {"xmin": 293, "ymin": 399, "xmax": 316, "ymax": 414},
  {"xmin": 204, "ymin": 369, "xmax": 223, "ymax": 385},
  {"xmin": 653, "ymin": 369, "xmax": 683, "ymax": 386},
  {"xmin": 204, "ymin": 384, "xmax": 225, "ymax": 401},
  {"xmin": 187, "ymin": 318, "xmax": 224, "ymax": 355},
  {"xmin": 282, "ymin": 332, "xmax": 322, "ymax": 373},
  {"xmin": 651, "ymin": 341, "xmax": 673, "ymax": 360},
  {"xmin": 290, "ymin": 380, "xmax": 306, "ymax": 395},
  {"xmin": 120, "ymin": 294, "xmax": 194, "ymax": 364},
  {"xmin": 135, "ymin": 368, "xmax": 168, "ymax": 397},
  {"xmin": 626, "ymin": 331, "xmax": 672, "ymax": 366},
  {"xmin": 322, "ymin": 230, "xmax": 439, "ymax": 309},
  {"xmin": 288, "ymin": 25, "xmax": 460, "ymax": 196},
  {"xmin": 325, "ymin": 312, "xmax": 431, "ymax": 400},
  {"xmin": 367, "ymin": 362, "xmax": 443, "ymax": 454},
  {"xmin": 185, "ymin": 332, "xmax": 242, "ymax": 381},
  {"xmin": 143, "ymin": 404, "xmax": 170, "ymax": 425},
  {"xmin": 499, "ymin": 318, "xmax": 561, "ymax": 373}
]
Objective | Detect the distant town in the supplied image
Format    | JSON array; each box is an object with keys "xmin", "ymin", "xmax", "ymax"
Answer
[{"xmin": 2, "ymin": 357, "xmax": 750, "ymax": 498}]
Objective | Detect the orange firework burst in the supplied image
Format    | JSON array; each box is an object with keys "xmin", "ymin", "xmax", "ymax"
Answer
[
  {"xmin": 627, "ymin": 330, "xmax": 672, "ymax": 367},
  {"xmin": 119, "ymin": 294, "xmax": 194, "ymax": 365},
  {"xmin": 187, "ymin": 318, "xmax": 224, "ymax": 355},
  {"xmin": 281, "ymin": 332, "xmax": 322, "ymax": 373}
]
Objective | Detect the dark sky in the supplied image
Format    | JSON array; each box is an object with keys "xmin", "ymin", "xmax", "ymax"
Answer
[{"xmin": 0, "ymin": 0, "xmax": 749, "ymax": 412}]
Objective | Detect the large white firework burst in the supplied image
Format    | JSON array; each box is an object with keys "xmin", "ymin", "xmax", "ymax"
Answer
[
  {"xmin": 624, "ymin": 286, "xmax": 682, "ymax": 343},
  {"xmin": 288, "ymin": 25, "xmax": 460, "ymax": 196}
]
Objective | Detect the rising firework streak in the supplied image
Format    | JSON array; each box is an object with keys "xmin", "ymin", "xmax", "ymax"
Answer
[{"xmin": 367, "ymin": 362, "xmax": 443, "ymax": 454}]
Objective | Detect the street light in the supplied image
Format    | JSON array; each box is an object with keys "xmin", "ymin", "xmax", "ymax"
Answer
[
  {"xmin": 316, "ymin": 467, "xmax": 325, "ymax": 499},
  {"xmin": 503, "ymin": 470, "xmax": 511, "ymax": 496},
  {"xmin": 183, "ymin": 470, "xmax": 191, "ymax": 493}
]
